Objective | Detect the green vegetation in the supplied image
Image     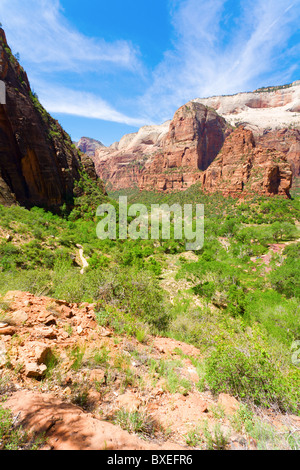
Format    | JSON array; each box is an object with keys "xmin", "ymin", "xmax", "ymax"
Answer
[
  {"xmin": 0, "ymin": 178, "xmax": 300, "ymax": 420},
  {"xmin": 112, "ymin": 409, "xmax": 158, "ymax": 438},
  {"xmin": 0, "ymin": 405, "xmax": 45, "ymax": 450}
]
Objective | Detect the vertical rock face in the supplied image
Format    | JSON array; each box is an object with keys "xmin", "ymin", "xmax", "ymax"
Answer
[
  {"xmin": 200, "ymin": 128, "xmax": 293, "ymax": 198},
  {"xmin": 161, "ymin": 102, "xmax": 229, "ymax": 171},
  {"xmin": 194, "ymin": 82, "xmax": 300, "ymax": 184},
  {"xmin": 256, "ymin": 129, "xmax": 300, "ymax": 180},
  {"xmin": 93, "ymin": 98, "xmax": 294, "ymax": 197},
  {"xmin": 94, "ymin": 102, "xmax": 230, "ymax": 191},
  {"xmin": 0, "ymin": 29, "xmax": 101, "ymax": 209}
]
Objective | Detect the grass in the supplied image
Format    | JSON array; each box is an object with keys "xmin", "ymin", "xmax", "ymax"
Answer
[
  {"xmin": 112, "ymin": 409, "xmax": 158, "ymax": 439},
  {"xmin": 0, "ymin": 184, "xmax": 300, "ymax": 416},
  {"xmin": 148, "ymin": 357, "xmax": 193, "ymax": 395},
  {"xmin": 184, "ymin": 427, "xmax": 202, "ymax": 448},
  {"xmin": 230, "ymin": 404, "xmax": 300, "ymax": 450},
  {"xmin": 90, "ymin": 346, "xmax": 111, "ymax": 367},
  {"xmin": 202, "ymin": 421, "xmax": 230, "ymax": 450}
]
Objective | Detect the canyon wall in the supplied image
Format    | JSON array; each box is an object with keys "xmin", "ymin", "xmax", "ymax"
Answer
[
  {"xmin": 94, "ymin": 102, "xmax": 230, "ymax": 191},
  {"xmin": 92, "ymin": 95, "xmax": 295, "ymax": 197},
  {"xmin": 194, "ymin": 82, "xmax": 300, "ymax": 183},
  {"xmin": 200, "ymin": 128, "xmax": 292, "ymax": 198},
  {"xmin": 0, "ymin": 28, "xmax": 102, "ymax": 209}
]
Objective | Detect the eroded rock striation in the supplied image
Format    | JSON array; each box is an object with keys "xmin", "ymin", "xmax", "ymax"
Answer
[
  {"xmin": 0, "ymin": 28, "xmax": 101, "ymax": 209},
  {"xmin": 256, "ymin": 128, "xmax": 300, "ymax": 181},
  {"xmin": 200, "ymin": 128, "xmax": 293, "ymax": 198},
  {"xmin": 94, "ymin": 102, "xmax": 230, "ymax": 191},
  {"xmin": 194, "ymin": 82, "xmax": 300, "ymax": 182},
  {"xmin": 92, "ymin": 88, "xmax": 297, "ymax": 195}
]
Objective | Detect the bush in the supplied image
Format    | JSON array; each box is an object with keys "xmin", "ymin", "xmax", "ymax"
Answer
[
  {"xmin": 93, "ymin": 267, "xmax": 169, "ymax": 331},
  {"xmin": 205, "ymin": 345, "xmax": 300, "ymax": 414},
  {"xmin": 244, "ymin": 290, "xmax": 300, "ymax": 345},
  {"xmin": 270, "ymin": 258, "xmax": 300, "ymax": 299}
]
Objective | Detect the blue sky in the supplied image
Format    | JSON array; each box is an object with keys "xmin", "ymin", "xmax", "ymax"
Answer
[{"xmin": 0, "ymin": 0, "xmax": 299, "ymax": 146}]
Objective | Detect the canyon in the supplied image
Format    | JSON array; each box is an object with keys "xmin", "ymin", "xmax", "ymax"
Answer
[
  {"xmin": 0, "ymin": 23, "xmax": 299, "ymax": 206},
  {"xmin": 87, "ymin": 81, "xmax": 300, "ymax": 197}
]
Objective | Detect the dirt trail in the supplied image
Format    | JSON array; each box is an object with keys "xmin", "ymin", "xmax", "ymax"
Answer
[{"xmin": 160, "ymin": 252, "xmax": 197, "ymax": 303}]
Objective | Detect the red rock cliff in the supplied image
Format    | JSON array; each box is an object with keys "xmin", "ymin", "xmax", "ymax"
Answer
[
  {"xmin": 0, "ymin": 29, "xmax": 101, "ymax": 209},
  {"xmin": 200, "ymin": 128, "xmax": 293, "ymax": 198},
  {"xmin": 94, "ymin": 102, "xmax": 230, "ymax": 191}
]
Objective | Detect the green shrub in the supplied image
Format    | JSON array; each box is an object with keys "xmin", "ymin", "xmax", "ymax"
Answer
[
  {"xmin": 270, "ymin": 258, "xmax": 300, "ymax": 299},
  {"xmin": 205, "ymin": 345, "xmax": 300, "ymax": 414}
]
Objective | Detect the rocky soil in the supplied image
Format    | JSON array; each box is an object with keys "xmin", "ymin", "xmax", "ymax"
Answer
[{"xmin": 1, "ymin": 289, "xmax": 299, "ymax": 451}]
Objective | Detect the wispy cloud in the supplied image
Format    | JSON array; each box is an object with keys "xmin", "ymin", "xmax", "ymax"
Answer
[
  {"xmin": 139, "ymin": 0, "xmax": 300, "ymax": 122},
  {"xmin": 0, "ymin": 0, "xmax": 140, "ymax": 72},
  {"xmin": 0, "ymin": 0, "xmax": 147, "ymax": 126},
  {"xmin": 0, "ymin": 0, "xmax": 299, "ymax": 129},
  {"xmin": 36, "ymin": 83, "xmax": 149, "ymax": 127}
]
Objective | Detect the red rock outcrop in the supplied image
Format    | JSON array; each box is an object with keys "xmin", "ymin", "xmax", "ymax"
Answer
[
  {"xmin": 200, "ymin": 128, "xmax": 293, "ymax": 198},
  {"xmin": 257, "ymin": 129, "xmax": 300, "ymax": 179},
  {"xmin": 0, "ymin": 28, "xmax": 102, "ymax": 209},
  {"xmin": 93, "ymin": 97, "xmax": 296, "ymax": 196},
  {"xmin": 157, "ymin": 102, "xmax": 229, "ymax": 171},
  {"xmin": 94, "ymin": 102, "xmax": 230, "ymax": 191},
  {"xmin": 194, "ymin": 82, "xmax": 300, "ymax": 184}
]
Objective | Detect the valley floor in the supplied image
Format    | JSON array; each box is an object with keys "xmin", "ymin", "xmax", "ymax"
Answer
[{"xmin": 0, "ymin": 188, "xmax": 300, "ymax": 450}]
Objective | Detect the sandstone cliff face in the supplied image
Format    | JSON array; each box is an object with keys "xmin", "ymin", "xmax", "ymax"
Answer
[
  {"xmin": 94, "ymin": 102, "xmax": 230, "ymax": 191},
  {"xmin": 94, "ymin": 121, "xmax": 171, "ymax": 190},
  {"xmin": 158, "ymin": 102, "xmax": 229, "ymax": 171},
  {"xmin": 194, "ymin": 82, "xmax": 300, "ymax": 131},
  {"xmin": 92, "ymin": 93, "xmax": 297, "ymax": 195},
  {"xmin": 0, "ymin": 29, "xmax": 101, "ymax": 209},
  {"xmin": 257, "ymin": 129, "xmax": 300, "ymax": 180},
  {"xmin": 194, "ymin": 82, "xmax": 300, "ymax": 182},
  {"xmin": 200, "ymin": 128, "xmax": 292, "ymax": 198}
]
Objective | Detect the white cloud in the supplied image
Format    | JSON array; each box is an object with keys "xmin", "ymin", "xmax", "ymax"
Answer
[
  {"xmin": 0, "ymin": 0, "xmax": 147, "ymax": 126},
  {"xmin": 139, "ymin": 0, "xmax": 300, "ymax": 122},
  {"xmin": 0, "ymin": 0, "xmax": 140, "ymax": 72},
  {"xmin": 0, "ymin": 0, "xmax": 299, "ymax": 129},
  {"xmin": 36, "ymin": 83, "xmax": 149, "ymax": 127}
]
